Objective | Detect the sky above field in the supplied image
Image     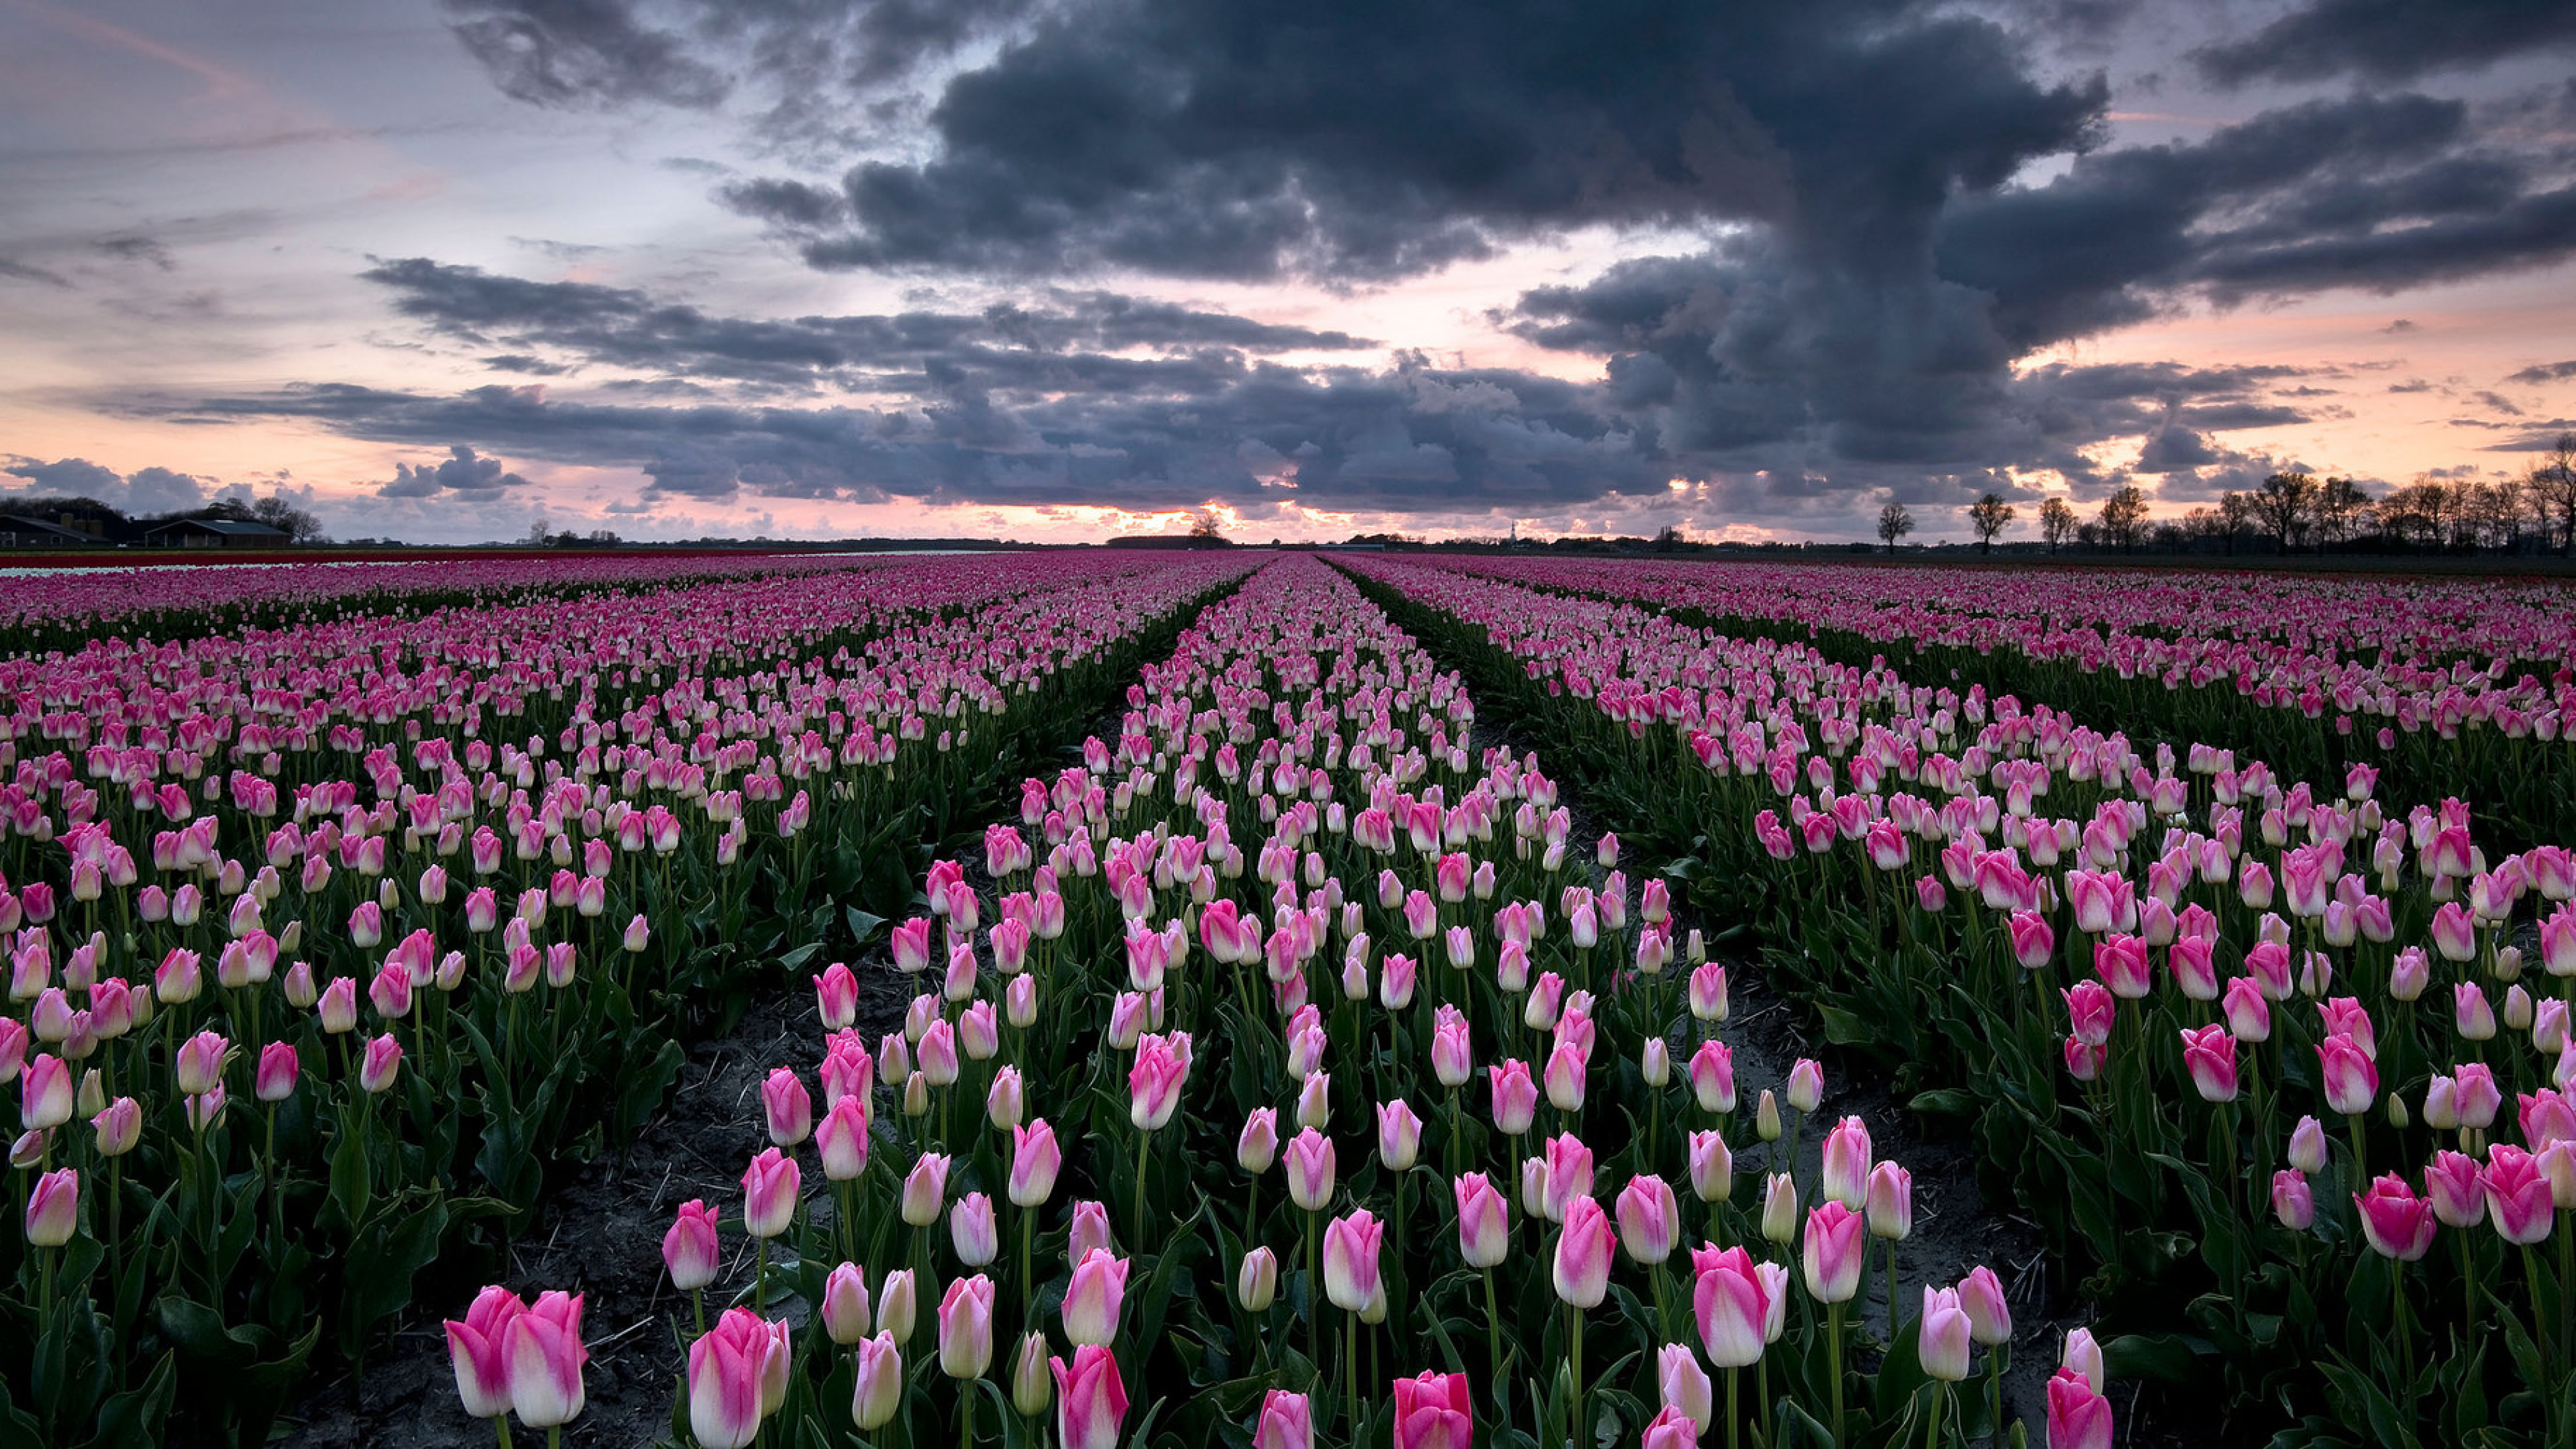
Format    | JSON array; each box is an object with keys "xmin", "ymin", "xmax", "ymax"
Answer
[{"xmin": 3, "ymin": 0, "xmax": 2575, "ymax": 545}]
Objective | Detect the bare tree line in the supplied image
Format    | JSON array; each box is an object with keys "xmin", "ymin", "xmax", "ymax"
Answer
[{"xmin": 1937, "ymin": 431, "xmax": 2576, "ymax": 559}]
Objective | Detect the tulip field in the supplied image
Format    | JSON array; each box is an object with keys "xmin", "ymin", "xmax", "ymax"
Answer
[{"xmin": 5, "ymin": 549, "xmax": 2572, "ymax": 1449}]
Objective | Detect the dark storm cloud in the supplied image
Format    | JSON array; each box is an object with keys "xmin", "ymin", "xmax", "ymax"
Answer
[
  {"xmin": 2194, "ymin": 0, "xmax": 2576, "ymax": 85},
  {"xmin": 443, "ymin": 0, "xmax": 729, "ymax": 109},
  {"xmin": 716, "ymin": 1, "xmax": 2100, "ymax": 284},
  {"xmin": 361, "ymin": 258, "xmax": 1373, "ymax": 388},
  {"xmin": 374, "ymin": 0, "xmax": 2576, "ymax": 528},
  {"xmin": 120, "ymin": 349, "xmax": 1660, "ymax": 512},
  {"xmin": 1928, "ymin": 91, "xmax": 2576, "ymax": 348}
]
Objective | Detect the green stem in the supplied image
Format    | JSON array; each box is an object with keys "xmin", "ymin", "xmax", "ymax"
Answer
[
  {"xmin": 1828, "ymin": 1299, "xmax": 1845, "ymax": 1448},
  {"xmin": 1134, "ymin": 1126, "xmax": 1150, "ymax": 1251},
  {"xmin": 1483, "ymin": 1268, "xmax": 1505, "ymax": 1420},
  {"xmin": 1725, "ymin": 1366, "xmax": 1739, "ymax": 1449},
  {"xmin": 495, "ymin": 1414, "xmax": 514, "ymax": 1449},
  {"xmin": 1568, "ymin": 1307, "xmax": 1585, "ymax": 1449},
  {"xmin": 1347, "ymin": 1310, "xmax": 1361, "ymax": 1449},
  {"xmin": 962, "ymin": 1371, "xmax": 976, "ymax": 1449},
  {"xmin": 1923, "ymin": 1380, "xmax": 1947, "ymax": 1449}
]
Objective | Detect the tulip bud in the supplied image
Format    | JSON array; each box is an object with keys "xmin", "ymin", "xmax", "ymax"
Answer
[
  {"xmin": 1012, "ymin": 1331, "xmax": 1053, "ymax": 1416},
  {"xmin": 853, "ymin": 1334, "xmax": 904, "ymax": 1429},
  {"xmin": 1238, "ymin": 1245, "xmax": 1279, "ymax": 1309},
  {"xmin": 1756, "ymin": 1089, "xmax": 1781, "ymax": 1143},
  {"xmin": 1760, "ymin": 1172, "xmax": 1796, "ymax": 1244},
  {"xmin": 824, "ymin": 1263, "xmax": 874, "ymax": 1345},
  {"xmin": 877, "ymin": 1269, "xmax": 918, "ymax": 1344}
]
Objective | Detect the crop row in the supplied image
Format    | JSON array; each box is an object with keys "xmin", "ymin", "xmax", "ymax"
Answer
[
  {"xmin": 576, "ymin": 554, "xmax": 2121, "ymax": 1449},
  {"xmin": 0, "ymin": 551, "xmax": 1252, "ymax": 1446},
  {"xmin": 1427, "ymin": 555, "xmax": 2576, "ymax": 852},
  {"xmin": 1345, "ymin": 553, "xmax": 2575, "ymax": 1447}
]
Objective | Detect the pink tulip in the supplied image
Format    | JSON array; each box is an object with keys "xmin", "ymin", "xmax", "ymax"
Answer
[
  {"xmin": 506, "ymin": 1289, "xmax": 587, "ymax": 1429},
  {"xmin": 1641, "ymin": 1403, "xmax": 1695, "ymax": 1449},
  {"xmin": 1489, "ymin": 1059, "xmax": 1538, "ymax": 1134},
  {"xmin": 2485, "ymin": 1146, "xmax": 2555, "ymax": 1244},
  {"xmin": 2180, "ymin": 1024, "xmax": 2238, "ymax": 1103},
  {"xmin": 1866, "ymin": 1161, "xmax": 1913, "ymax": 1240},
  {"xmin": 1819, "ymin": 1116, "xmax": 1871, "ymax": 1207},
  {"xmin": 1801, "ymin": 1200, "xmax": 1866, "ymax": 1303},
  {"xmin": 1690, "ymin": 1124, "xmax": 1731, "ymax": 1201},
  {"xmin": 254, "ymin": 1042, "xmax": 299, "ymax": 1103},
  {"xmin": 2008, "ymin": 910, "xmax": 2053, "ymax": 971},
  {"xmin": 2317, "ymin": 1035, "xmax": 2378, "ymax": 1116},
  {"xmin": 1544, "ymin": 1038, "xmax": 1588, "ymax": 1112},
  {"xmin": 1455, "ymin": 1171, "xmax": 1509, "ymax": 1267},
  {"xmin": 1786, "ymin": 1058, "xmax": 1823, "ymax": 1113},
  {"xmin": 1658, "ymin": 1342, "xmax": 1713, "ymax": 1433},
  {"xmin": 1920, "ymin": 1285, "xmax": 1972, "ymax": 1381},
  {"xmin": 1052, "ymin": 1344, "xmax": 1130, "ymax": 1449},
  {"xmin": 443, "ymin": 1285, "xmax": 527, "ymax": 1420},
  {"xmin": 663, "ymin": 1199, "xmax": 721, "ymax": 1291},
  {"xmin": 690, "ymin": 1307, "xmax": 775, "ymax": 1449},
  {"xmin": 1063, "ymin": 1248, "xmax": 1130, "ymax": 1346},
  {"xmin": 1617, "ymin": 1174, "xmax": 1680, "ymax": 1265},
  {"xmin": 1324, "ymin": 1208, "xmax": 1386, "ymax": 1311},
  {"xmin": 1544, "ymin": 1133, "xmax": 1595, "ymax": 1222},
  {"xmin": 2354, "ymin": 1173, "xmax": 2437, "ymax": 1260},
  {"xmin": 1689, "ymin": 962, "xmax": 1729, "ymax": 1021},
  {"xmin": 951, "ymin": 1193, "xmax": 1000, "ymax": 1267},
  {"xmin": 2047, "ymin": 1368, "xmax": 2114, "ymax": 1449},
  {"xmin": 818, "ymin": 1093, "xmax": 872, "ymax": 1181},
  {"xmin": 763, "ymin": 1067, "xmax": 812, "ymax": 1148},
  {"xmin": 853, "ymin": 1332, "xmax": 904, "ymax": 1429},
  {"xmin": 1128, "ymin": 1034, "xmax": 1188, "ymax": 1130},
  {"xmin": 1957, "ymin": 1264, "xmax": 2010, "ymax": 1345},
  {"xmin": 743, "ymin": 1147, "xmax": 800, "ymax": 1239},
  {"xmin": 359, "ymin": 1033, "xmax": 403, "ymax": 1093},
  {"xmin": 1687, "ymin": 1039, "xmax": 1735, "ymax": 1114},
  {"xmin": 2221, "ymin": 977, "xmax": 2270, "ymax": 1042},
  {"xmin": 21, "ymin": 1053, "xmax": 72, "ymax": 1129},
  {"xmin": 1255, "ymin": 1390, "xmax": 1314, "ymax": 1449},
  {"xmin": 1010, "ymin": 1119, "xmax": 1062, "ymax": 1206},
  {"xmin": 1285, "ymin": 1127, "xmax": 1336, "ymax": 1212},
  {"xmin": 1069, "ymin": 1200, "xmax": 1112, "ymax": 1264},
  {"xmin": 1553, "ymin": 1195, "xmax": 1615, "ymax": 1308},
  {"xmin": 1391, "ymin": 1372, "xmax": 1472, "ymax": 1449},
  {"xmin": 1430, "ymin": 1006, "xmax": 1470, "ymax": 1085},
  {"xmin": 1693, "ymin": 1243, "xmax": 1769, "ymax": 1367},
  {"xmin": 1238, "ymin": 1108, "xmax": 1279, "ymax": 1173},
  {"xmin": 824, "ymin": 1263, "xmax": 874, "ymax": 1346},
  {"xmin": 91, "ymin": 1097, "xmax": 140, "ymax": 1157},
  {"xmin": 2272, "ymin": 1169, "xmax": 2316, "ymax": 1230},
  {"xmin": 939, "ymin": 1275, "xmax": 996, "ymax": 1378}
]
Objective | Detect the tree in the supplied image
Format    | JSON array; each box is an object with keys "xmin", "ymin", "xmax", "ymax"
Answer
[
  {"xmin": 1186, "ymin": 510, "xmax": 1228, "ymax": 545},
  {"xmin": 2218, "ymin": 490, "xmax": 2255, "ymax": 555},
  {"xmin": 1966, "ymin": 492, "xmax": 2017, "ymax": 553},
  {"xmin": 2250, "ymin": 471, "xmax": 2318, "ymax": 553},
  {"xmin": 2530, "ymin": 431, "xmax": 2576, "ymax": 557},
  {"xmin": 2039, "ymin": 496, "xmax": 2078, "ymax": 553},
  {"xmin": 250, "ymin": 494, "xmax": 325, "ymax": 543},
  {"xmin": 2313, "ymin": 476, "xmax": 2371, "ymax": 551},
  {"xmin": 2098, "ymin": 485, "xmax": 2150, "ymax": 553},
  {"xmin": 1876, "ymin": 501, "xmax": 1914, "ymax": 552}
]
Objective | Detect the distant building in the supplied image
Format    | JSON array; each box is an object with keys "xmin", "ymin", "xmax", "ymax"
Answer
[
  {"xmin": 0, "ymin": 514, "xmax": 111, "ymax": 549},
  {"xmin": 142, "ymin": 518, "xmax": 292, "ymax": 549}
]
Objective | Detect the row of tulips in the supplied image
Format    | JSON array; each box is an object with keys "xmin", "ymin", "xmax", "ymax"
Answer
[
  {"xmin": 0, "ymin": 545, "xmax": 954, "ymax": 651},
  {"xmin": 2, "ymin": 551, "xmax": 1254, "ymax": 1446},
  {"xmin": 1424, "ymin": 553, "xmax": 2576, "ymax": 853},
  {"xmin": 544, "ymin": 555, "xmax": 2123, "ymax": 1449},
  {"xmin": 1344, "ymin": 553, "xmax": 2576, "ymax": 1446}
]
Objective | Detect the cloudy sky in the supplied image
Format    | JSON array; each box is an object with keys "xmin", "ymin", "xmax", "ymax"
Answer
[{"xmin": 3, "ymin": 0, "xmax": 2574, "ymax": 545}]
